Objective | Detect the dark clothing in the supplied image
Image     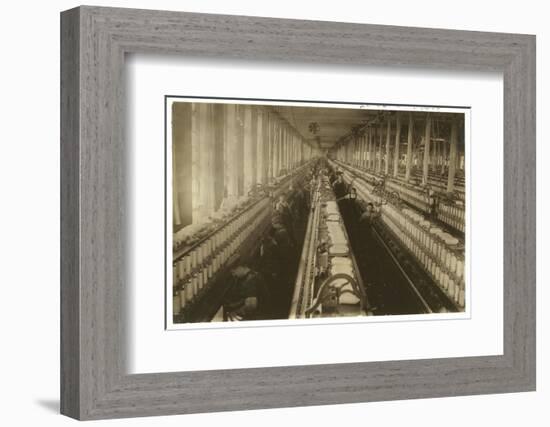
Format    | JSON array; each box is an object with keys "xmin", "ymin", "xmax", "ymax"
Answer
[
  {"xmin": 225, "ymin": 269, "xmax": 270, "ymax": 320},
  {"xmin": 275, "ymin": 202, "xmax": 296, "ymax": 247},
  {"xmin": 257, "ymin": 228, "xmax": 296, "ymax": 319},
  {"xmin": 333, "ymin": 181, "xmax": 348, "ymax": 200},
  {"xmin": 359, "ymin": 210, "xmax": 379, "ymax": 227},
  {"xmin": 273, "ymin": 227, "xmax": 293, "ymax": 253}
]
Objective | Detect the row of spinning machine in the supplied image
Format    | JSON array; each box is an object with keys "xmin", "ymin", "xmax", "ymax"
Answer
[
  {"xmin": 289, "ymin": 168, "xmax": 369, "ymax": 319},
  {"xmin": 330, "ymin": 159, "xmax": 465, "ymax": 311}
]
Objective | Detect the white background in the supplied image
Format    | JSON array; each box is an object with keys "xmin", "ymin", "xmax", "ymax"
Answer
[
  {"xmin": 130, "ymin": 58, "xmax": 497, "ymax": 374},
  {"xmin": 0, "ymin": 0, "xmax": 547, "ymax": 426}
]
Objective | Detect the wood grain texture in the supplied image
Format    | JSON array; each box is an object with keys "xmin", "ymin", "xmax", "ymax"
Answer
[
  {"xmin": 60, "ymin": 7, "xmax": 80, "ymax": 419},
  {"xmin": 60, "ymin": 5, "xmax": 536, "ymax": 420}
]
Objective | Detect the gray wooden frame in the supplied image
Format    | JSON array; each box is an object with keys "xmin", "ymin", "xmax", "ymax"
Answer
[{"xmin": 60, "ymin": 5, "xmax": 536, "ymax": 420}]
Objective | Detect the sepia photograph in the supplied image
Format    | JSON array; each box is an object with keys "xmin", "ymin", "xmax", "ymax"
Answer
[{"xmin": 168, "ymin": 97, "xmax": 467, "ymax": 326}]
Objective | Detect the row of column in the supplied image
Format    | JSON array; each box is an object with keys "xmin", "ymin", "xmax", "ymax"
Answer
[
  {"xmin": 334, "ymin": 113, "xmax": 463, "ymax": 193},
  {"xmin": 173, "ymin": 103, "xmax": 315, "ymax": 229}
]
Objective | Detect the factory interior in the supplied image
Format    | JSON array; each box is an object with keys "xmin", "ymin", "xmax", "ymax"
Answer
[{"xmin": 171, "ymin": 101, "xmax": 466, "ymax": 324}]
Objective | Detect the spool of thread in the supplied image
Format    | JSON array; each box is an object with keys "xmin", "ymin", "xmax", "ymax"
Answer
[
  {"xmin": 173, "ymin": 291, "xmax": 181, "ymax": 315},
  {"xmin": 456, "ymin": 260, "xmax": 464, "ymax": 279},
  {"xmin": 185, "ymin": 279, "xmax": 193, "ymax": 302},
  {"xmin": 207, "ymin": 262, "xmax": 213, "ymax": 279},
  {"xmin": 209, "ymin": 238, "xmax": 214, "ymax": 255},
  {"xmin": 441, "ymin": 247, "xmax": 448, "ymax": 269},
  {"xmin": 447, "ymin": 276, "xmax": 454, "ymax": 295},
  {"xmin": 173, "ymin": 265, "xmax": 178, "ymax": 287},
  {"xmin": 450, "ymin": 254, "xmax": 457, "ymax": 274},
  {"xmin": 434, "ymin": 240, "xmax": 441, "ymax": 259},
  {"xmin": 192, "ymin": 275, "xmax": 199, "ymax": 296},
  {"xmin": 211, "ymin": 233, "xmax": 217, "ymax": 252},
  {"xmin": 184, "ymin": 255, "xmax": 191, "ymax": 276},
  {"xmin": 179, "ymin": 287, "xmax": 186, "ymax": 310},
  {"xmin": 196, "ymin": 269, "xmax": 203, "ymax": 290},
  {"xmin": 442, "ymin": 272, "xmax": 449, "ymax": 290},
  {"xmin": 197, "ymin": 244, "xmax": 204, "ymax": 265},
  {"xmin": 202, "ymin": 242, "xmax": 209, "ymax": 260},
  {"xmin": 444, "ymin": 250, "xmax": 451, "ymax": 271},
  {"xmin": 177, "ymin": 259, "xmax": 185, "ymax": 281}
]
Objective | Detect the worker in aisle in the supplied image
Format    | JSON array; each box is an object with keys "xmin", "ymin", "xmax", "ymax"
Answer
[
  {"xmin": 257, "ymin": 224, "xmax": 294, "ymax": 318},
  {"xmin": 329, "ymin": 167, "xmax": 340, "ymax": 186},
  {"xmin": 296, "ymin": 177, "xmax": 310, "ymax": 216},
  {"xmin": 271, "ymin": 213, "xmax": 294, "ymax": 256},
  {"xmin": 426, "ymin": 187, "xmax": 439, "ymax": 221},
  {"xmin": 309, "ymin": 172, "xmax": 318, "ymax": 194},
  {"xmin": 359, "ymin": 202, "xmax": 380, "ymax": 228},
  {"xmin": 332, "ymin": 172, "xmax": 349, "ymax": 200},
  {"xmin": 333, "ymin": 172, "xmax": 353, "ymax": 228},
  {"xmin": 270, "ymin": 215, "xmax": 298, "ymax": 317},
  {"xmin": 224, "ymin": 265, "xmax": 271, "ymax": 321},
  {"xmin": 274, "ymin": 193, "xmax": 296, "ymax": 246},
  {"xmin": 357, "ymin": 201, "xmax": 382, "ymax": 263}
]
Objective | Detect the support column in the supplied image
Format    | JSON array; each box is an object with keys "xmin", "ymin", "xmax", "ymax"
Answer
[
  {"xmin": 273, "ymin": 120, "xmax": 280, "ymax": 177},
  {"xmin": 200, "ymin": 103, "xmax": 215, "ymax": 216},
  {"xmin": 359, "ymin": 136, "xmax": 363, "ymax": 167},
  {"xmin": 284, "ymin": 127, "xmax": 289, "ymax": 172},
  {"xmin": 256, "ymin": 110, "xmax": 264, "ymax": 184},
  {"xmin": 359, "ymin": 135, "xmax": 364, "ymax": 168},
  {"xmin": 291, "ymin": 133, "xmax": 296, "ymax": 170},
  {"xmin": 374, "ymin": 126, "xmax": 379, "ymax": 171},
  {"xmin": 265, "ymin": 113, "xmax": 273, "ymax": 182},
  {"xmin": 224, "ymin": 104, "xmax": 238, "ymax": 198},
  {"xmin": 385, "ymin": 119, "xmax": 391, "ymax": 175},
  {"xmin": 441, "ymin": 130, "xmax": 448, "ymax": 177},
  {"xmin": 243, "ymin": 106, "xmax": 254, "ymax": 194},
  {"xmin": 368, "ymin": 127, "xmax": 374, "ymax": 170},
  {"xmin": 212, "ymin": 105, "xmax": 225, "ymax": 210},
  {"xmin": 279, "ymin": 126, "xmax": 284, "ymax": 174},
  {"xmin": 447, "ymin": 117, "xmax": 458, "ymax": 193},
  {"xmin": 357, "ymin": 135, "xmax": 362, "ymax": 168},
  {"xmin": 285, "ymin": 127, "xmax": 289, "ymax": 172},
  {"xmin": 393, "ymin": 113, "xmax": 401, "ymax": 177},
  {"xmin": 281, "ymin": 125, "xmax": 286, "ymax": 174},
  {"xmin": 172, "ymin": 102, "xmax": 192, "ymax": 228},
  {"xmin": 422, "ymin": 113, "xmax": 432, "ymax": 186},
  {"xmin": 236, "ymin": 106, "xmax": 245, "ymax": 196},
  {"xmin": 405, "ymin": 112, "xmax": 414, "ymax": 182},
  {"xmin": 433, "ymin": 130, "xmax": 441, "ymax": 173},
  {"xmin": 376, "ymin": 123, "xmax": 384, "ymax": 173},
  {"xmin": 191, "ymin": 103, "xmax": 201, "ymax": 220}
]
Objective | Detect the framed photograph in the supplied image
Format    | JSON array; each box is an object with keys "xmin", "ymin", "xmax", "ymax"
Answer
[{"xmin": 61, "ymin": 6, "xmax": 536, "ymax": 420}]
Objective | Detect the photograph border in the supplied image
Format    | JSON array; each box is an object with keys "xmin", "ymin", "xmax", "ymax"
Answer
[
  {"xmin": 164, "ymin": 95, "xmax": 472, "ymax": 331},
  {"xmin": 61, "ymin": 6, "xmax": 536, "ymax": 420}
]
